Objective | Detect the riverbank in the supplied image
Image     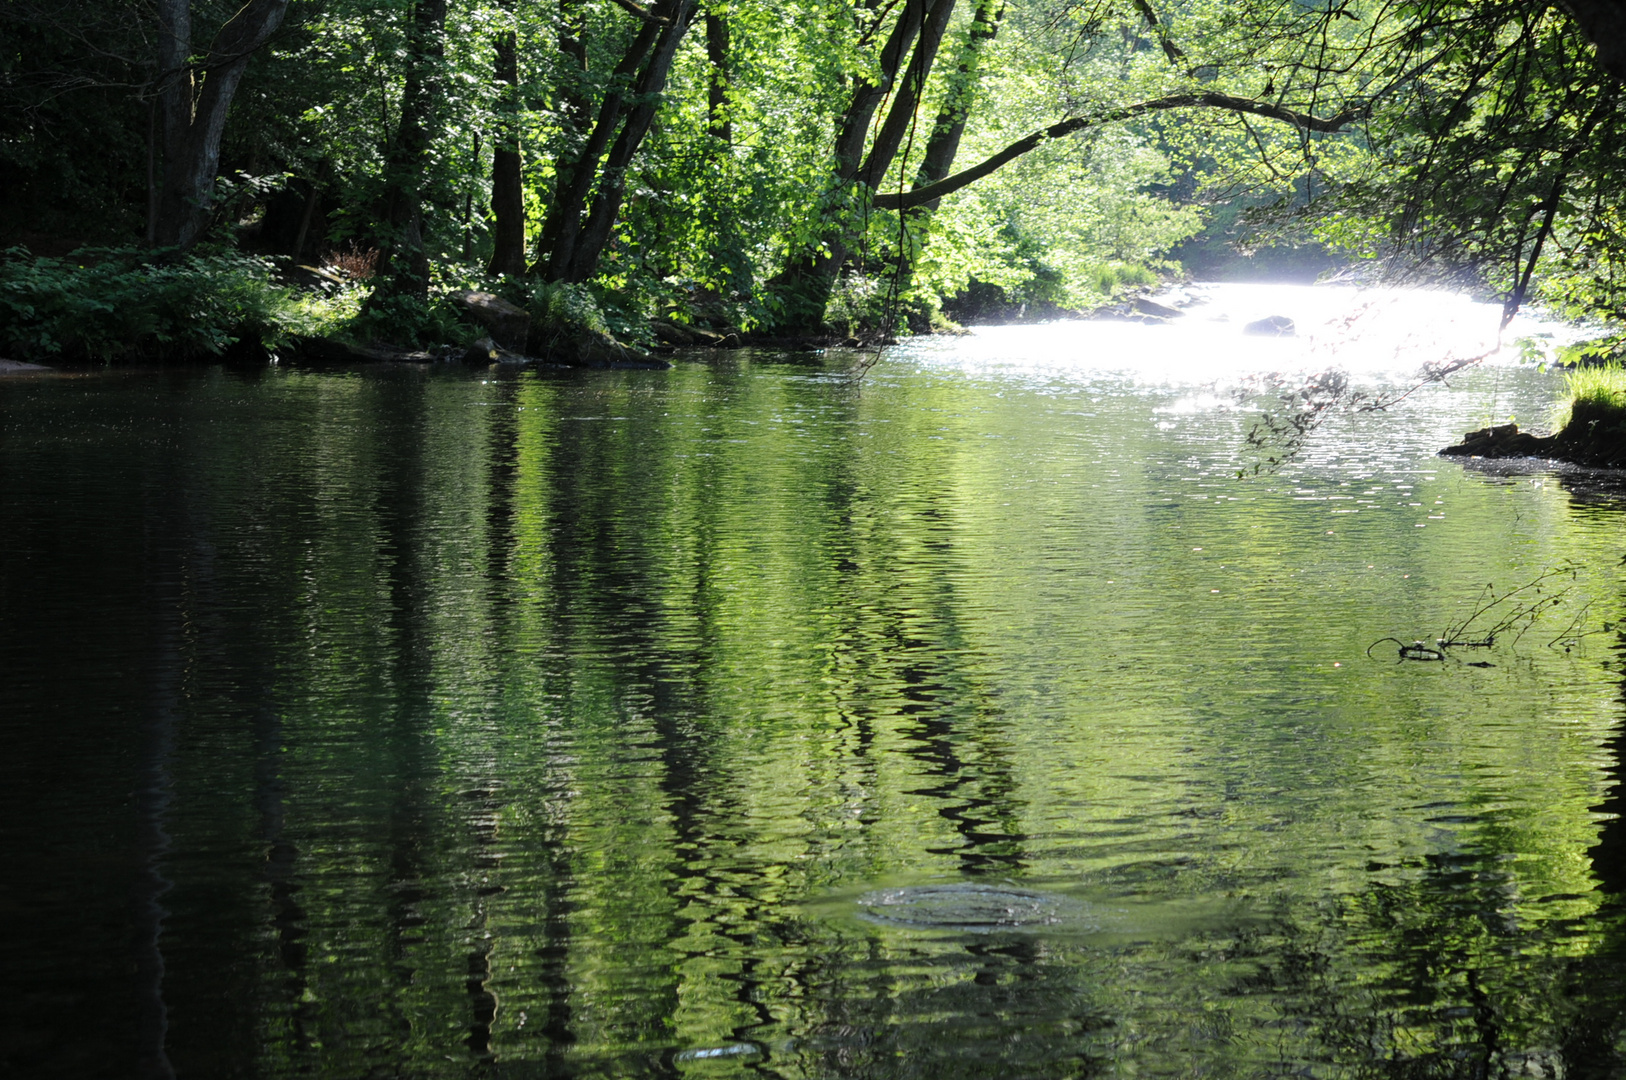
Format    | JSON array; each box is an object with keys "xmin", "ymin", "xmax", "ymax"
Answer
[{"xmin": 1442, "ymin": 360, "xmax": 1626, "ymax": 469}]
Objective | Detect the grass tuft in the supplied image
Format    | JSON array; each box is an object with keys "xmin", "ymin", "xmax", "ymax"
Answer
[{"xmin": 1556, "ymin": 362, "xmax": 1626, "ymax": 428}]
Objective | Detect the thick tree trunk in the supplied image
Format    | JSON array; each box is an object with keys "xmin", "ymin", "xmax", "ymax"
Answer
[
  {"xmin": 155, "ymin": 0, "xmax": 191, "ymax": 166},
  {"xmin": 365, "ymin": 0, "xmax": 449, "ymax": 312},
  {"xmin": 151, "ymin": 0, "xmax": 288, "ymax": 249},
  {"xmin": 486, "ymin": 16, "xmax": 526, "ymax": 277}
]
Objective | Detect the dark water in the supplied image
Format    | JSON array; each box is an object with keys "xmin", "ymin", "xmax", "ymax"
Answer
[{"xmin": 4, "ymin": 292, "xmax": 1626, "ymax": 1078}]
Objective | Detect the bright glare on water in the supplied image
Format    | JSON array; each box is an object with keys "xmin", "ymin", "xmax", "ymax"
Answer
[
  {"xmin": 2, "ymin": 284, "xmax": 1625, "ymax": 1079},
  {"xmin": 898, "ymin": 283, "xmax": 1568, "ymax": 386}
]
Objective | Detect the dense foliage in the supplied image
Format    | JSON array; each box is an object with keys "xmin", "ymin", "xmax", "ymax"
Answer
[{"xmin": 0, "ymin": 0, "xmax": 1622, "ymax": 356}]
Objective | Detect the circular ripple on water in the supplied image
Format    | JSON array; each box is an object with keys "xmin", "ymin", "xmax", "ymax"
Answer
[{"xmin": 856, "ymin": 884, "xmax": 1081, "ymax": 930}]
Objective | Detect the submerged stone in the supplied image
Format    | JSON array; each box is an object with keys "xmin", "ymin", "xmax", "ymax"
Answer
[{"xmin": 856, "ymin": 884, "xmax": 1074, "ymax": 930}]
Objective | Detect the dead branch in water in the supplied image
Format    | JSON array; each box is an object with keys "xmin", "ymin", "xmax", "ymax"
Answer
[{"xmin": 1368, "ymin": 563, "xmax": 1611, "ymax": 663}]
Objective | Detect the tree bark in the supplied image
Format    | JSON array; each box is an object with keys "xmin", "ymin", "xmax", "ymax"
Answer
[
  {"xmin": 909, "ymin": 0, "xmax": 1002, "ymax": 213},
  {"xmin": 536, "ymin": 0, "xmax": 695, "ymax": 283},
  {"xmin": 892, "ymin": 0, "xmax": 1002, "ymax": 291},
  {"xmin": 538, "ymin": 14, "xmax": 665, "ymax": 280},
  {"xmin": 769, "ymin": 0, "xmax": 948, "ymax": 329},
  {"xmin": 857, "ymin": 0, "xmax": 957, "ymax": 190},
  {"xmin": 532, "ymin": 0, "xmax": 592, "ymax": 269},
  {"xmin": 486, "ymin": 12, "xmax": 526, "ymax": 277},
  {"xmin": 151, "ymin": 0, "xmax": 289, "ymax": 249},
  {"xmin": 1556, "ymin": 0, "xmax": 1626, "ymax": 81},
  {"xmin": 831, "ymin": 0, "xmax": 933, "ymax": 180},
  {"xmin": 155, "ymin": 0, "xmax": 191, "ymax": 167}
]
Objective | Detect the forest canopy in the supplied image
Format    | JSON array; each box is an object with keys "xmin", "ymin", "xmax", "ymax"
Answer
[{"xmin": 0, "ymin": 0, "xmax": 1622, "ymax": 357}]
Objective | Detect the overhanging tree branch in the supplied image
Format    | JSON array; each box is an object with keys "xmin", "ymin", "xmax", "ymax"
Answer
[{"xmin": 873, "ymin": 91, "xmax": 1370, "ymax": 210}]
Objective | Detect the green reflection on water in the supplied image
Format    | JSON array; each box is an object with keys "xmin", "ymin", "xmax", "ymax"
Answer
[{"xmin": 2, "ymin": 344, "xmax": 1625, "ymax": 1078}]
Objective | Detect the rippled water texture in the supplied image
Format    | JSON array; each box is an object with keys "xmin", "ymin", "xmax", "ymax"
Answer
[{"xmin": 3, "ymin": 285, "xmax": 1626, "ymax": 1078}]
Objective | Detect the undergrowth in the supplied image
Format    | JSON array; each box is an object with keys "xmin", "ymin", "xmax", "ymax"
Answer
[{"xmin": 0, "ymin": 245, "xmax": 312, "ymax": 361}]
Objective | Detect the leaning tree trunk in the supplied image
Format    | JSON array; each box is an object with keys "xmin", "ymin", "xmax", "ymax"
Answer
[
  {"xmin": 151, "ymin": 0, "xmax": 289, "ymax": 249},
  {"xmin": 365, "ymin": 0, "xmax": 449, "ymax": 314},
  {"xmin": 908, "ymin": 0, "xmax": 1002, "ymax": 215},
  {"xmin": 486, "ymin": 3, "xmax": 526, "ymax": 278},
  {"xmin": 566, "ymin": 1, "xmax": 697, "ymax": 281}
]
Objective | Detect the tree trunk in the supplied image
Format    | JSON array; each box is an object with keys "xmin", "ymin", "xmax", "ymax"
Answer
[
  {"xmin": 155, "ymin": 0, "xmax": 191, "ymax": 167},
  {"xmin": 567, "ymin": 0, "xmax": 697, "ymax": 281},
  {"xmin": 486, "ymin": 14, "xmax": 526, "ymax": 277},
  {"xmin": 1557, "ymin": 0, "xmax": 1626, "ymax": 80},
  {"xmin": 856, "ymin": 0, "xmax": 957, "ymax": 190},
  {"xmin": 910, "ymin": 0, "xmax": 1002, "ymax": 213},
  {"xmin": 706, "ymin": 5, "xmax": 730, "ymax": 142},
  {"xmin": 365, "ymin": 0, "xmax": 449, "ymax": 312},
  {"xmin": 831, "ymin": 0, "xmax": 933, "ymax": 180},
  {"xmin": 770, "ymin": 0, "xmax": 948, "ymax": 330},
  {"xmin": 537, "ymin": 0, "xmax": 696, "ymax": 284},
  {"xmin": 893, "ymin": 0, "xmax": 1002, "ymax": 290},
  {"xmin": 532, "ymin": 0, "xmax": 591, "ymax": 267},
  {"xmin": 151, "ymin": 0, "xmax": 289, "ymax": 249},
  {"xmin": 292, "ymin": 161, "xmax": 328, "ymax": 261},
  {"xmin": 538, "ymin": 15, "xmax": 664, "ymax": 280}
]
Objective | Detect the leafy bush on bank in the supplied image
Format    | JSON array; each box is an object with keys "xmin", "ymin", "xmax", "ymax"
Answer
[{"xmin": 0, "ymin": 246, "xmax": 319, "ymax": 361}]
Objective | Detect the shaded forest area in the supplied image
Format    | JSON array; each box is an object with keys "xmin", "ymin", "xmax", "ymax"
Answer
[{"xmin": 1, "ymin": 0, "xmax": 1623, "ymax": 363}]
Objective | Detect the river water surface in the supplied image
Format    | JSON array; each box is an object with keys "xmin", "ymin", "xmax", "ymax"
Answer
[{"xmin": 3, "ymin": 285, "xmax": 1625, "ymax": 1078}]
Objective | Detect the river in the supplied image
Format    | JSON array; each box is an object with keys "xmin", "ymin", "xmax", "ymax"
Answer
[{"xmin": 2, "ymin": 284, "xmax": 1624, "ymax": 1077}]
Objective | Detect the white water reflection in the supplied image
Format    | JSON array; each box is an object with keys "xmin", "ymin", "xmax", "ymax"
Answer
[{"xmin": 895, "ymin": 283, "xmax": 1577, "ymax": 388}]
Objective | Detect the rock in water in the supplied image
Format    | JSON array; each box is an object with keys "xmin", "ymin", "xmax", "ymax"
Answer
[
  {"xmin": 856, "ymin": 884, "xmax": 1072, "ymax": 930},
  {"xmin": 1243, "ymin": 315, "xmax": 1295, "ymax": 336},
  {"xmin": 1132, "ymin": 297, "xmax": 1184, "ymax": 320}
]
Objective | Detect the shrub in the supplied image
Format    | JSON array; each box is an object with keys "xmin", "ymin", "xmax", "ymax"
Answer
[{"xmin": 0, "ymin": 245, "xmax": 303, "ymax": 361}]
